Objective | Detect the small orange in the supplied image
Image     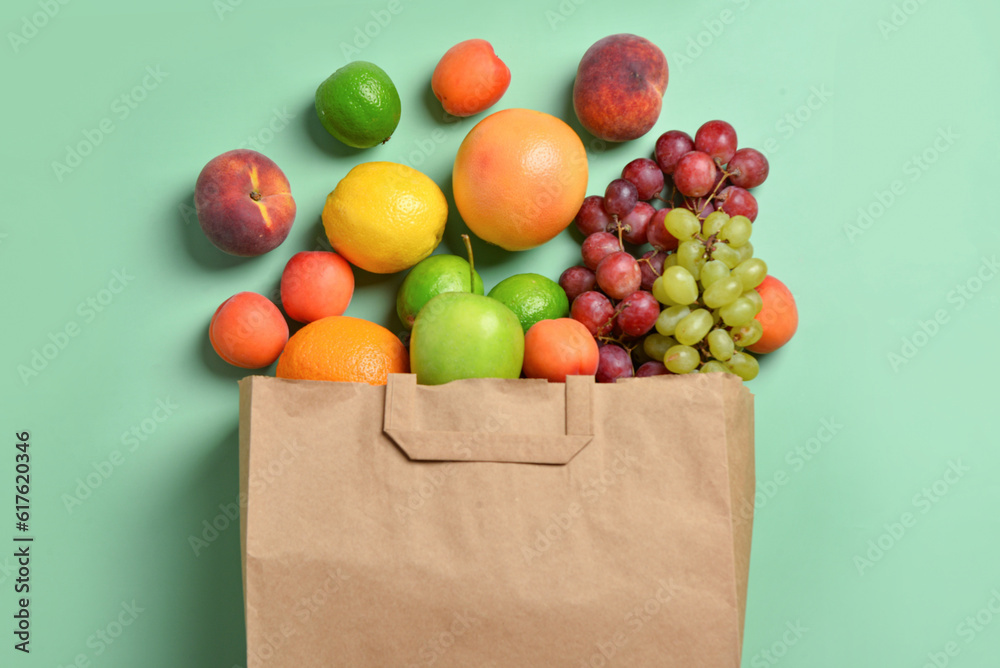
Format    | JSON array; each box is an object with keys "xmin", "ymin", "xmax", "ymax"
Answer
[
  {"xmin": 452, "ymin": 108, "xmax": 588, "ymax": 251},
  {"xmin": 275, "ymin": 316, "xmax": 408, "ymax": 385}
]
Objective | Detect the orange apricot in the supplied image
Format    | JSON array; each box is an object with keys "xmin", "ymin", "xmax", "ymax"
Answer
[
  {"xmin": 209, "ymin": 292, "xmax": 288, "ymax": 368},
  {"xmin": 522, "ymin": 318, "xmax": 599, "ymax": 383},
  {"xmin": 747, "ymin": 275, "xmax": 798, "ymax": 354},
  {"xmin": 431, "ymin": 39, "xmax": 511, "ymax": 117}
]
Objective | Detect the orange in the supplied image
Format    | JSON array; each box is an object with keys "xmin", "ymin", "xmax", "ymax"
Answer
[
  {"xmin": 452, "ymin": 108, "xmax": 588, "ymax": 251},
  {"xmin": 275, "ymin": 315, "xmax": 408, "ymax": 384},
  {"xmin": 522, "ymin": 318, "xmax": 599, "ymax": 383}
]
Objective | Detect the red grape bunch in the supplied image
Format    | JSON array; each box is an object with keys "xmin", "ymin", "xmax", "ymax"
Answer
[{"xmin": 559, "ymin": 120, "xmax": 771, "ymax": 383}]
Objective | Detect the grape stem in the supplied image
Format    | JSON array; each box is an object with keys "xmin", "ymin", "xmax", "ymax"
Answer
[
  {"xmin": 612, "ymin": 217, "xmax": 625, "ymax": 250},
  {"xmin": 637, "ymin": 255, "xmax": 662, "ymax": 278},
  {"xmin": 702, "ymin": 166, "xmax": 734, "ymax": 214}
]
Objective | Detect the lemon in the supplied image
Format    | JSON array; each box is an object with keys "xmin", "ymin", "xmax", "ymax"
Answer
[
  {"xmin": 322, "ymin": 162, "xmax": 448, "ymax": 274},
  {"xmin": 315, "ymin": 61, "xmax": 401, "ymax": 149},
  {"xmin": 487, "ymin": 273, "xmax": 569, "ymax": 334}
]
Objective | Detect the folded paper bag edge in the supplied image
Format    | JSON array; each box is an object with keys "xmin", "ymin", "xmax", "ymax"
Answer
[
  {"xmin": 384, "ymin": 428, "xmax": 594, "ymax": 464},
  {"xmin": 383, "ymin": 373, "xmax": 594, "ymax": 464}
]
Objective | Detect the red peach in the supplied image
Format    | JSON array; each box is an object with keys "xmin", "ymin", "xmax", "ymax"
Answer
[
  {"xmin": 572, "ymin": 34, "xmax": 668, "ymax": 142},
  {"xmin": 195, "ymin": 149, "xmax": 296, "ymax": 257},
  {"xmin": 523, "ymin": 318, "xmax": 600, "ymax": 383},
  {"xmin": 747, "ymin": 276, "xmax": 798, "ymax": 354},
  {"xmin": 432, "ymin": 39, "xmax": 511, "ymax": 117},
  {"xmin": 209, "ymin": 292, "xmax": 288, "ymax": 368},
  {"xmin": 280, "ymin": 251, "xmax": 355, "ymax": 323}
]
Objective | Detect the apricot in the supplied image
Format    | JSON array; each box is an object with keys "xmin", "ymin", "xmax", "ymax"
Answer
[
  {"xmin": 209, "ymin": 292, "xmax": 288, "ymax": 368},
  {"xmin": 522, "ymin": 318, "xmax": 599, "ymax": 383},
  {"xmin": 747, "ymin": 275, "xmax": 798, "ymax": 354},
  {"xmin": 195, "ymin": 149, "xmax": 296, "ymax": 257},
  {"xmin": 280, "ymin": 251, "xmax": 355, "ymax": 323},
  {"xmin": 432, "ymin": 39, "xmax": 511, "ymax": 117}
]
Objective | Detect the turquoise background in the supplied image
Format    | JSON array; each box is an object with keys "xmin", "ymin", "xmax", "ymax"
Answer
[{"xmin": 3, "ymin": 0, "xmax": 999, "ymax": 665}]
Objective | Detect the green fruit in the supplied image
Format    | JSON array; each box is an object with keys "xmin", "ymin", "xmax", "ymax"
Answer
[
  {"xmin": 315, "ymin": 61, "xmax": 401, "ymax": 148},
  {"xmin": 396, "ymin": 255, "xmax": 484, "ymax": 330},
  {"xmin": 487, "ymin": 273, "xmax": 569, "ymax": 334},
  {"xmin": 410, "ymin": 292, "xmax": 524, "ymax": 386}
]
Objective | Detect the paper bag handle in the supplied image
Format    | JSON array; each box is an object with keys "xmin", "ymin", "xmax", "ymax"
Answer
[{"xmin": 383, "ymin": 374, "xmax": 594, "ymax": 465}]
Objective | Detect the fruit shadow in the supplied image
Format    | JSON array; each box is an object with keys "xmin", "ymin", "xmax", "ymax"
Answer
[
  {"xmin": 157, "ymin": 423, "xmax": 247, "ymax": 666},
  {"xmin": 177, "ymin": 187, "xmax": 248, "ymax": 271},
  {"xmin": 198, "ymin": 321, "xmax": 282, "ymax": 379},
  {"xmin": 301, "ymin": 98, "xmax": 367, "ymax": 160},
  {"xmin": 421, "ymin": 79, "xmax": 465, "ymax": 126}
]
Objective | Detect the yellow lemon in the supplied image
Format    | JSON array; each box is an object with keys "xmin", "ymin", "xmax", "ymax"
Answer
[{"xmin": 322, "ymin": 162, "xmax": 448, "ymax": 274}]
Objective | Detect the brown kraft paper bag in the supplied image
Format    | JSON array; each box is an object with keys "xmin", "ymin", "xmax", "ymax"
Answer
[{"xmin": 239, "ymin": 371, "xmax": 754, "ymax": 667}]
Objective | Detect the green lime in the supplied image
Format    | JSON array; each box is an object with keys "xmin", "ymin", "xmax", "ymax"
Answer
[
  {"xmin": 487, "ymin": 273, "xmax": 569, "ymax": 334},
  {"xmin": 396, "ymin": 254, "xmax": 484, "ymax": 330},
  {"xmin": 315, "ymin": 61, "xmax": 401, "ymax": 149}
]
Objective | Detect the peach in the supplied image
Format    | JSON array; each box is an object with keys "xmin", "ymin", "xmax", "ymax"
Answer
[
  {"xmin": 572, "ymin": 34, "xmax": 668, "ymax": 142},
  {"xmin": 280, "ymin": 251, "xmax": 355, "ymax": 323},
  {"xmin": 522, "ymin": 318, "xmax": 599, "ymax": 383},
  {"xmin": 432, "ymin": 39, "xmax": 511, "ymax": 117},
  {"xmin": 747, "ymin": 276, "xmax": 798, "ymax": 354},
  {"xmin": 209, "ymin": 292, "xmax": 288, "ymax": 368},
  {"xmin": 194, "ymin": 149, "xmax": 296, "ymax": 257}
]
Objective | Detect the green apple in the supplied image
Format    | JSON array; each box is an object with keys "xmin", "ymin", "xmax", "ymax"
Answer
[
  {"xmin": 410, "ymin": 292, "xmax": 524, "ymax": 385},
  {"xmin": 396, "ymin": 254, "xmax": 484, "ymax": 331}
]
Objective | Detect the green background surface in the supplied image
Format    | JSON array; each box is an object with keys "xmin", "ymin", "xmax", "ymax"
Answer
[{"xmin": 3, "ymin": 0, "xmax": 999, "ymax": 666}]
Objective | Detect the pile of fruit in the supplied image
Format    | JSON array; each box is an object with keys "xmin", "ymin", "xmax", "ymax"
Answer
[
  {"xmin": 198, "ymin": 34, "xmax": 798, "ymax": 387},
  {"xmin": 561, "ymin": 119, "xmax": 790, "ymax": 382}
]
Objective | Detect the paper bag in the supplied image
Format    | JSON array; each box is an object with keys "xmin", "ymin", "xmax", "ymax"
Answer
[{"xmin": 239, "ymin": 372, "xmax": 754, "ymax": 667}]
